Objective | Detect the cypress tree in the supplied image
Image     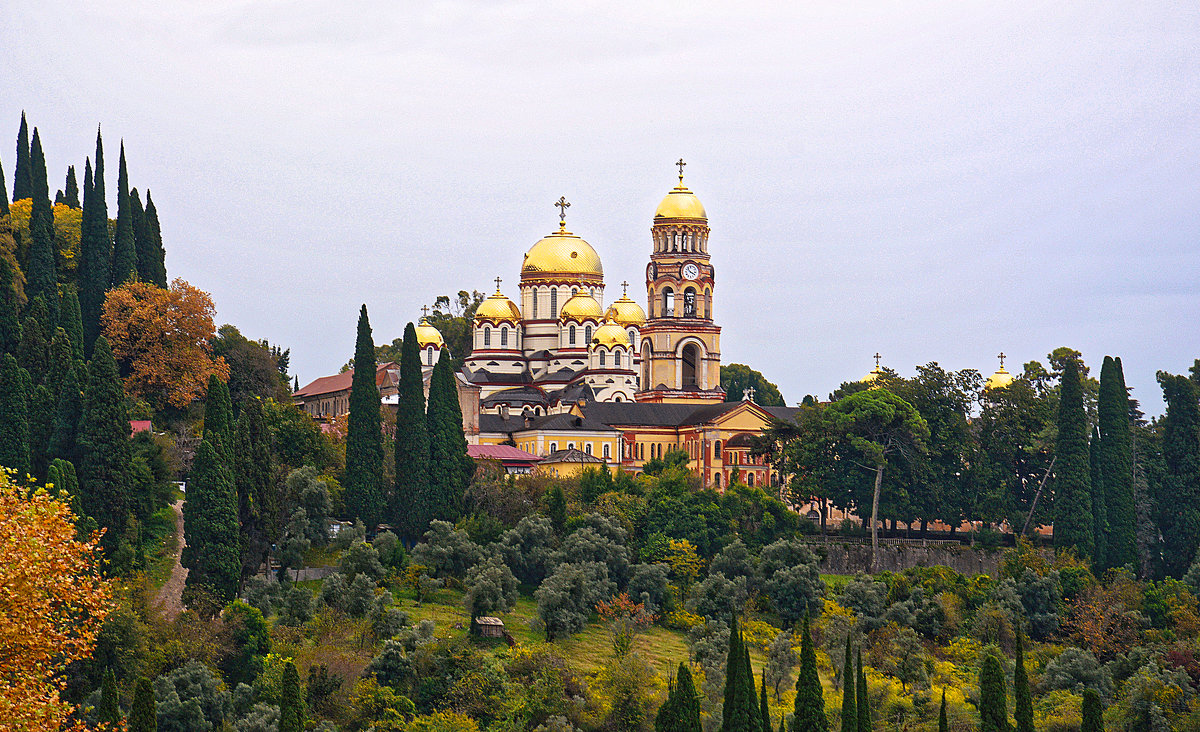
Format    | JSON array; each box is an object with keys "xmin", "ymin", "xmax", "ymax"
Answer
[
  {"xmin": 13, "ymin": 112, "xmax": 31, "ymax": 202},
  {"xmin": 394, "ymin": 322, "xmax": 431, "ymax": 539},
  {"xmin": 79, "ymin": 131, "xmax": 111, "ymax": 356},
  {"xmin": 1081, "ymin": 688, "xmax": 1103, "ymax": 732},
  {"xmin": 1099, "ymin": 356, "xmax": 1137, "ymax": 570},
  {"xmin": 345, "ymin": 305, "xmax": 385, "ymax": 528},
  {"xmin": 1014, "ymin": 629, "xmax": 1033, "ymax": 732},
  {"xmin": 656, "ymin": 668, "xmax": 680, "ymax": 731},
  {"xmin": 17, "ymin": 295, "xmax": 49, "ymax": 385},
  {"xmin": 63, "ymin": 165, "xmax": 79, "ymax": 209},
  {"xmin": 111, "ymin": 143, "xmax": 137, "ymax": 286},
  {"xmin": 938, "ymin": 690, "xmax": 947, "ymax": 732},
  {"xmin": 0, "ymin": 155, "xmax": 8, "ymax": 217},
  {"xmin": 202, "ymin": 373, "xmax": 234, "ymax": 456},
  {"xmin": 26, "ymin": 129, "xmax": 57, "ymax": 320},
  {"xmin": 97, "ymin": 667, "xmax": 120, "ymax": 726},
  {"xmin": 760, "ymin": 669, "xmax": 772, "ymax": 732},
  {"xmin": 427, "ymin": 347, "xmax": 471, "ymax": 524},
  {"xmin": 979, "ymin": 654, "xmax": 1007, "ymax": 732},
  {"xmin": 29, "ymin": 383, "xmax": 55, "ymax": 479},
  {"xmin": 279, "ymin": 660, "xmax": 306, "ymax": 732},
  {"xmin": 723, "ymin": 614, "xmax": 745, "ymax": 731},
  {"xmin": 143, "ymin": 190, "xmax": 167, "ymax": 287},
  {"xmin": 234, "ymin": 398, "xmax": 275, "ymax": 585},
  {"xmin": 129, "ymin": 677, "xmax": 156, "ymax": 732},
  {"xmin": 855, "ymin": 651, "xmax": 868, "ymax": 732},
  {"xmin": 52, "ymin": 457, "xmax": 96, "ymax": 540},
  {"xmin": 1157, "ymin": 372, "xmax": 1200, "ymax": 577},
  {"xmin": 45, "ymin": 326, "xmax": 73, "ymax": 397},
  {"xmin": 59, "ymin": 285, "xmax": 84, "ymax": 362},
  {"xmin": 182, "ymin": 438, "xmax": 241, "ymax": 606},
  {"xmin": 840, "ymin": 637, "xmax": 856, "ymax": 732},
  {"xmin": 0, "ymin": 354, "xmax": 29, "ymax": 474},
  {"xmin": 78, "ymin": 336, "xmax": 133, "ymax": 552},
  {"xmin": 1053, "ymin": 358, "xmax": 1094, "ymax": 557},
  {"xmin": 0, "ymin": 256, "xmax": 21, "ymax": 355},
  {"xmin": 792, "ymin": 616, "xmax": 828, "ymax": 732},
  {"xmin": 676, "ymin": 662, "xmax": 702, "ymax": 732},
  {"xmin": 724, "ymin": 615, "xmax": 760, "ymax": 731},
  {"xmin": 49, "ymin": 360, "xmax": 83, "ymax": 466},
  {"xmin": 1089, "ymin": 427, "xmax": 1108, "ymax": 569},
  {"xmin": 130, "ymin": 188, "xmax": 155, "ymax": 284}
]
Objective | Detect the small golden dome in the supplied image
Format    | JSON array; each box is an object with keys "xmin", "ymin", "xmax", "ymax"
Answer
[
  {"xmin": 985, "ymin": 366, "xmax": 1015, "ymax": 391},
  {"xmin": 861, "ymin": 366, "xmax": 885, "ymax": 384},
  {"xmin": 592, "ymin": 319, "xmax": 631, "ymax": 348},
  {"xmin": 605, "ymin": 294, "xmax": 646, "ymax": 327},
  {"xmin": 414, "ymin": 318, "xmax": 445, "ymax": 349},
  {"xmin": 654, "ymin": 186, "xmax": 707, "ymax": 220},
  {"xmin": 475, "ymin": 290, "xmax": 522, "ymax": 323},
  {"xmin": 560, "ymin": 293, "xmax": 603, "ymax": 321},
  {"xmin": 521, "ymin": 228, "xmax": 603, "ymax": 279}
]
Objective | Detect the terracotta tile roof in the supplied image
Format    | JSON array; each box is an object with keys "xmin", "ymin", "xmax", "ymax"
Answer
[
  {"xmin": 130, "ymin": 420, "xmax": 153, "ymax": 434},
  {"xmin": 467, "ymin": 444, "xmax": 542, "ymax": 462},
  {"xmin": 295, "ymin": 362, "xmax": 397, "ymax": 399},
  {"xmin": 541, "ymin": 447, "xmax": 604, "ymax": 464}
]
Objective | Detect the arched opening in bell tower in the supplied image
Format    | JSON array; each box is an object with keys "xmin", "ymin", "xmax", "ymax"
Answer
[
  {"xmin": 683, "ymin": 287, "xmax": 697, "ymax": 317},
  {"xmin": 663, "ymin": 288, "xmax": 675, "ymax": 317},
  {"xmin": 682, "ymin": 343, "xmax": 699, "ymax": 388}
]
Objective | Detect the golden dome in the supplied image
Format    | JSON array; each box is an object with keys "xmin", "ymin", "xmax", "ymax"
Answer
[
  {"xmin": 414, "ymin": 318, "xmax": 445, "ymax": 349},
  {"xmin": 985, "ymin": 367, "xmax": 1015, "ymax": 390},
  {"xmin": 560, "ymin": 293, "xmax": 603, "ymax": 321},
  {"xmin": 861, "ymin": 367, "xmax": 883, "ymax": 383},
  {"xmin": 521, "ymin": 227, "xmax": 603, "ymax": 279},
  {"xmin": 654, "ymin": 186, "xmax": 707, "ymax": 220},
  {"xmin": 592, "ymin": 319, "xmax": 631, "ymax": 348},
  {"xmin": 475, "ymin": 290, "xmax": 522, "ymax": 323},
  {"xmin": 605, "ymin": 294, "xmax": 646, "ymax": 327}
]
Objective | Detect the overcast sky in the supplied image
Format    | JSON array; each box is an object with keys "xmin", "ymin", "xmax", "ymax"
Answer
[{"xmin": 3, "ymin": 1, "xmax": 1197, "ymax": 412}]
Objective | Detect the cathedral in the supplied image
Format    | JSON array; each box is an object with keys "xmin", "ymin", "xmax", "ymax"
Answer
[{"xmin": 462, "ymin": 161, "xmax": 725, "ymax": 414}]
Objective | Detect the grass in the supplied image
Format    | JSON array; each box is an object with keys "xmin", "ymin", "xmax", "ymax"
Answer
[{"xmin": 821, "ymin": 573, "xmax": 856, "ymax": 593}]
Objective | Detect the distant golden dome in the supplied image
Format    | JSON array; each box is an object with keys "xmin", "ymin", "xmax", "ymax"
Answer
[
  {"xmin": 985, "ymin": 366, "xmax": 1015, "ymax": 391},
  {"xmin": 605, "ymin": 294, "xmax": 646, "ymax": 327},
  {"xmin": 475, "ymin": 290, "xmax": 522, "ymax": 323},
  {"xmin": 592, "ymin": 319, "xmax": 631, "ymax": 348},
  {"xmin": 414, "ymin": 318, "xmax": 445, "ymax": 349},
  {"xmin": 521, "ymin": 227, "xmax": 603, "ymax": 280},
  {"xmin": 654, "ymin": 186, "xmax": 707, "ymax": 220},
  {"xmin": 560, "ymin": 293, "xmax": 603, "ymax": 321}
]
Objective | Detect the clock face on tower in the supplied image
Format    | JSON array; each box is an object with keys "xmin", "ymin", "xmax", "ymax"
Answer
[{"xmin": 682, "ymin": 263, "xmax": 699, "ymax": 280}]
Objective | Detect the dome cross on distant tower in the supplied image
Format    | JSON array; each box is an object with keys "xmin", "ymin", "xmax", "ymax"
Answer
[
  {"xmin": 494, "ymin": 276, "xmax": 503, "ymax": 291},
  {"xmin": 998, "ymin": 351, "xmax": 1006, "ymax": 369},
  {"xmin": 676, "ymin": 158, "xmax": 686, "ymax": 185},
  {"xmin": 874, "ymin": 352, "xmax": 882, "ymax": 368},
  {"xmin": 555, "ymin": 196, "xmax": 570, "ymax": 231},
  {"xmin": 421, "ymin": 305, "xmax": 430, "ymax": 318},
  {"xmin": 621, "ymin": 281, "xmax": 629, "ymax": 296}
]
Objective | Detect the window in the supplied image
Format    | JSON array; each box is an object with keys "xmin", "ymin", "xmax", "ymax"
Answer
[
  {"xmin": 550, "ymin": 289, "xmax": 558, "ymax": 317},
  {"xmin": 571, "ymin": 287, "xmax": 578, "ymax": 296},
  {"xmin": 682, "ymin": 343, "xmax": 699, "ymax": 387},
  {"xmin": 567, "ymin": 442, "xmax": 574, "ymax": 450},
  {"xmin": 599, "ymin": 351, "xmax": 606, "ymax": 367},
  {"xmin": 747, "ymin": 472, "xmax": 755, "ymax": 487},
  {"xmin": 714, "ymin": 473, "xmax": 722, "ymax": 488},
  {"xmin": 549, "ymin": 442, "xmax": 557, "ymax": 452},
  {"xmin": 426, "ymin": 347, "xmax": 433, "ymax": 365},
  {"xmin": 628, "ymin": 329, "xmax": 636, "ymax": 344},
  {"xmin": 683, "ymin": 288, "xmax": 697, "ymax": 317},
  {"xmin": 585, "ymin": 325, "xmax": 593, "ymax": 343},
  {"xmin": 663, "ymin": 288, "xmax": 675, "ymax": 316},
  {"xmin": 603, "ymin": 443, "xmax": 611, "ymax": 459},
  {"xmin": 500, "ymin": 327, "xmax": 508, "ymax": 347},
  {"xmin": 569, "ymin": 325, "xmax": 576, "ymax": 345},
  {"xmin": 713, "ymin": 440, "xmax": 722, "ymax": 460},
  {"xmin": 584, "ymin": 443, "xmax": 592, "ymax": 455},
  {"xmin": 615, "ymin": 350, "xmax": 621, "ymax": 368},
  {"xmin": 484, "ymin": 327, "xmax": 491, "ymax": 347},
  {"xmin": 532, "ymin": 289, "xmax": 539, "ymax": 319}
]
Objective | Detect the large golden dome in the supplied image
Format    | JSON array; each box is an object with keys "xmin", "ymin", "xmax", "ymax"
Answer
[
  {"xmin": 560, "ymin": 293, "xmax": 603, "ymax": 321},
  {"xmin": 654, "ymin": 185, "xmax": 707, "ymax": 220},
  {"xmin": 605, "ymin": 294, "xmax": 646, "ymax": 327},
  {"xmin": 475, "ymin": 290, "xmax": 522, "ymax": 323},
  {"xmin": 414, "ymin": 318, "xmax": 445, "ymax": 349},
  {"xmin": 521, "ymin": 226, "xmax": 603, "ymax": 279},
  {"xmin": 592, "ymin": 319, "xmax": 631, "ymax": 348},
  {"xmin": 985, "ymin": 367, "xmax": 1015, "ymax": 391}
]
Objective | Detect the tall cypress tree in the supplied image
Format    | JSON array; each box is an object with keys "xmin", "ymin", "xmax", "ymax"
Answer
[
  {"xmin": 97, "ymin": 667, "xmax": 120, "ymax": 726},
  {"xmin": 676, "ymin": 662, "xmax": 703, "ymax": 732},
  {"xmin": 0, "ymin": 256, "xmax": 21, "ymax": 355},
  {"xmin": 0, "ymin": 155, "xmax": 8, "ymax": 217},
  {"xmin": 26, "ymin": 129, "xmax": 57, "ymax": 321},
  {"xmin": 182, "ymin": 438, "xmax": 241, "ymax": 607},
  {"xmin": 1157, "ymin": 372, "xmax": 1200, "ymax": 578},
  {"xmin": 28, "ymin": 383, "xmax": 55, "ymax": 480},
  {"xmin": 1053, "ymin": 358, "xmax": 1094, "ymax": 557},
  {"xmin": 0, "ymin": 354, "xmax": 29, "ymax": 474},
  {"xmin": 78, "ymin": 336, "xmax": 132, "ymax": 552},
  {"xmin": 1089, "ymin": 427, "xmax": 1108, "ymax": 569},
  {"xmin": 279, "ymin": 661, "xmax": 306, "ymax": 732},
  {"xmin": 760, "ymin": 669, "xmax": 771, "ymax": 732},
  {"xmin": 1099, "ymin": 356, "xmax": 1137, "ymax": 570},
  {"xmin": 979, "ymin": 654, "xmax": 1007, "ymax": 732},
  {"xmin": 234, "ymin": 398, "xmax": 275, "ymax": 586},
  {"xmin": 111, "ymin": 143, "xmax": 137, "ymax": 286},
  {"xmin": 79, "ymin": 131, "xmax": 111, "ymax": 356},
  {"xmin": 937, "ymin": 690, "xmax": 947, "ymax": 732},
  {"xmin": 427, "ymin": 347, "xmax": 470, "ymax": 524},
  {"xmin": 1013, "ymin": 629, "xmax": 1033, "ymax": 732},
  {"xmin": 45, "ymin": 326, "xmax": 73, "ymax": 398},
  {"xmin": 656, "ymin": 668, "xmax": 680, "ymax": 731},
  {"xmin": 345, "ymin": 305, "xmax": 385, "ymax": 528},
  {"xmin": 1080, "ymin": 688, "xmax": 1103, "ymax": 732},
  {"xmin": 723, "ymin": 615, "xmax": 760, "ymax": 732},
  {"xmin": 129, "ymin": 676, "xmax": 156, "ymax": 732},
  {"xmin": 130, "ymin": 188, "xmax": 154, "ymax": 284},
  {"xmin": 792, "ymin": 616, "xmax": 828, "ymax": 732},
  {"xmin": 202, "ymin": 373, "xmax": 234, "ymax": 456},
  {"xmin": 62, "ymin": 165, "xmax": 79, "ymax": 209},
  {"xmin": 394, "ymin": 322, "xmax": 431, "ymax": 539},
  {"xmin": 855, "ymin": 651, "xmax": 869, "ymax": 732},
  {"xmin": 49, "ymin": 360, "xmax": 83, "ymax": 466},
  {"xmin": 59, "ymin": 285, "xmax": 84, "ymax": 362},
  {"xmin": 840, "ymin": 637, "xmax": 856, "ymax": 732},
  {"xmin": 12, "ymin": 112, "xmax": 31, "ymax": 202},
  {"xmin": 17, "ymin": 295, "xmax": 49, "ymax": 384},
  {"xmin": 143, "ymin": 190, "xmax": 167, "ymax": 287}
]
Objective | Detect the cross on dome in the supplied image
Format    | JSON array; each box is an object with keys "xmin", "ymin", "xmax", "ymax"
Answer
[
  {"xmin": 621, "ymin": 281, "xmax": 629, "ymax": 296},
  {"xmin": 494, "ymin": 276, "xmax": 503, "ymax": 292},
  {"xmin": 998, "ymin": 352, "xmax": 1007, "ymax": 369},
  {"xmin": 554, "ymin": 196, "xmax": 570, "ymax": 230},
  {"xmin": 874, "ymin": 352, "xmax": 882, "ymax": 368},
  {"xmin": 676, "ymin": 158, "xmax": 686, "ymax": 184}
]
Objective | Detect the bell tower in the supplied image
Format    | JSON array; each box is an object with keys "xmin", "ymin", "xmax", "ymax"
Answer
[{"xmin": 635, "ymin": 161, "xmax": 724, "ymax": 403}]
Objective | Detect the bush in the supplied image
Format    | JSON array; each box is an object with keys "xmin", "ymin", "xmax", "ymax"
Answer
[
  {"xmin": 1040, "ymin": 647, "xmax": 1115, "ymax": 698},
  {"xmin": 627, "ymin": 563, "xmax": 671, "ymax": 615},
  {"xmin": 685, "ymin": 571, "xmax": 748, "ymax": 621},
  {"xmin": 535, "ymin": 562, "xmax": 615, "ymax": 640},
  {"xmin": 412, "ymin": 521, "xmax": 483, "ymax": 579},
  {"xmin": 340, "ymin": 540, "xmax": 386, "ymax": 585},
  {"xmin": 495, "ymin": 514, "xmax": 557, "ymax": 585},
  {"xmin": 154, "ymin": 660, "xmax": 233, "ymax": 730},
  {"xmin": 465, "ymin": 554, "xmax": 519, "ymax": 619}
]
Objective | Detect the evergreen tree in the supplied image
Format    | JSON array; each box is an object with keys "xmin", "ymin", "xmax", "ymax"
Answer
[
  {"xmin": 1053, "ymin": 358, "xmax": 1095, "ymax": 557},
  {"xmin": 26, "ymin": 129, "xmax": 57, "ymax": 321},
  {"xmin": 130, "ymin": 188, "xmax": 156, "ymax": 284},
  {"xmin": 547, "ymin": 484, "xmax": 567, "ymax": 532},
  {"xmin": 111, "ymin": 143, "xmax": 137, "ymax": 286},
  {"xmin": 345, "ymin": 305, "xmax": 385, "ymax": 528},
  {"xmin": 979, "ymin": 654, "xmax": 1007, "ymax": 732},
  {"xmin": 51, "ymin": 458, "xmax": 97, "ymax": 540},
  {"xmin": 1157, "ymin": 372, "xmax": 1200, "ymax": 577},
  {"xmin": 1099, "ymin": 356, "xmax": 1137, "ymax": 570},
  {"xmin": 49, "ymin": 361, "xmax": 82, "ymax": 466},
  {"xmin": 279, "ymin": 660, "xmax": 306, "ymax": 732},
  {"xmin": 1089, "ymin": 427, "xmax": 1108, "ymax": 569},
  {"xmin": 62, "ymin": 165, "xmax": 79, "ymax": 208},
  {"xmin": 427, "ymin": 348, "xmax": 471, "ymax": 524},
  {"xmin": 792, "ymin": 616, "xmax": 828, "ymax": 732},
  {"xmin": 760, "ymin": 669, "xmax": 772, "ymax": 732},
  {"xmin": 13, "ymin": 111, "xmax": 31, "ymax": 202},
  {"xmin": 234, "ymin": 398, "xmax": 275, "ymax": 586},
  {"xmin": 675, "ymin": 662, "xmax": 703, "ymax": 732},
  {"xmin": 78, "ymin": 336, "xmax": 132, "ymax": 552},
  {"xmin": 1014, "ymin": 629, "xmax": 1033, "ymax": 732},
  {"xmin": 59, "ymin": 285, "xmax": 84, "ymax": 362},
  {"xmin": 0, "ymin": 354, "xmax": 29, "ymax": 474},
  {"xmin": 1081, "ymin": 688, "xmax": 1104, "ymax": 732},
  {"xmin": 79, "ymin": 131, "xmax": 111, "ymax": 356},
  {"xmin": 17, "ymin": 295, "xmax": 49, "ymax": 384},
  {"xmin": 97, "ymin": 667, "xmax": 120, "ymax": 726},
  {"xmin": 394, "ymin": 322, "xmax": 431, "ymax": 539},
  {"xmin": 0, "ymin": 256, "xmax": 21, "ymax": 355},
  {"xmin": 182, "ymin": 438, "xmax": 241, "ymax": 606},
  {"xmin": 855, "ymin": 651, "xmax": 869, "ymax": 732},
  {"xmin": 938, "ymin": 690, "xmax": 947, "ymax": 732},
  {"xmin": 723, "ymin": 615, "xmax": 760, "ymax": 732},
  {"xmin": 202, "ymin": 373, "xmax": 234, "ymax": 456},
  {"xmin": 29, "ymin": 383, "xmax": 55, "ymax": 479},
  {"xmin": 656, "ymin": 668, "xmax": 681, "ymax": 731},
  {"xmin": 840, "ymin": 637, "xmax": 856, "ymax": 732},
  {"xmin": 129, "ymin": 676, "xmax": 156, "ymax": 732},
  {"xmin": 142, "ymin": 190, "xmax": 167, "ymax": 287},
  {"xmin": 45, "ymin": 326, "xmax": 73, "ymax": 398},
  {"xmin": 0, "ymin": 155, "xmax": 8, "ymax": 217}
]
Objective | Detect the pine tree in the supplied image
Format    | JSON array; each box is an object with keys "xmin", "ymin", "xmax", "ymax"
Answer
[
  {"xmin": 79, "ymin": 132, "xmax": 111, "ymax": 356},
  {"xmin": 792, "ymin": 616, "xmax": 828, "ymax": 732},
  {"xmin": 202, "ymin": 373, "xmax": 234, "ymax": 456},
  {"xmin": 0, "ymin": 256, "xmax": 21, "ymax": 355},
  {"xmin": 17, "ymin": 295, "xmax": 49, "ymax": 385},
  {"xmin": 13, "ymin": 112, "xmax": 31, "ymax": 202},
  {"xmin": 840, "ymin": 637, "xmax": 856, "ymax": 732},
  {"xmin": 78, "ymin": 336, "xmax": 132, "ymax": 552},
  {"xmin": 59, "ymin": 285, "xmax": 84, "ymax": 362},
  {"xmin": 394, "ymin": 322, "xmax": 431, "ymax": 539},
  {"xmin": 937, "ymin": 690, "xmax": 947, "ymax": 732},
  {"xmin": 1014, "ymin": 629, "xmax": 1033, "ymax": 732},
  {"xmin": 234, "ymin": 398, "xmax": 275, "ymax": 585},
  {"xmin": 855, "ymin": 651, "xmax": 869, "ymax": 732},
  {"xmin": 97, "ymin": 667, "xmax": 121, "ymax": 726},
  {"xmin": 279, "ymin": 660, "xmax": 306, "ymax": 732},
  {"xmin": 62, "ymin": 165, "xmax": 79, "ymax": 209},
  {"xmin": 979, "ymin": 654, "xmax": 1007, "ymax": 732},
  {"xmin": 111, "ymin": 143, "xmax": 137, "ymax": 286},
  {"xmin": 760, "ymin": 669, "xmax": 772, "ymax": 732},
  {"xmin": 1053, "ymin": 358, "xmax": 1094, "ymax": 557},
  {"xmin": 1099, "ymin": 356, "xmax": 1137, "ymax": 570},
  {"xmin": 1081, "ymin": 688, "xmax": 1104, "ymax": 732},
  {"xmin": 128, "ymin": 677, "xmax": 156, "ymax": 732},
  {"xmin": 26, "ymin": 129, "xmax": 57, "ymax": 322},
  {"xmin": 49, "ymin": 361, "xmax": 83, "ymax": 466},
  {"xmin": 427, "ymin": 348, "xmax": 471, "ymax": 524},
  {"xmin": 1089, "ymin": 427, "xmax": 1108, "ymax": 569},
  {"xmin": 1157, "ymin": 372, "xmax": 1200, "ymax": 577},
  {"xmin": 345, "ymin": 305, "xmax": 385, "ymax": 528},
  {"xmin": 143, "ymin": 190, "xmax": 167, "ymax": 287},
  {"xmin": 0, "ymin": 354, "xmax": 30, "ymax": 474},
  {"xmin": 182, "ymin": 438, "xmax": 241, "ymax": 606}
]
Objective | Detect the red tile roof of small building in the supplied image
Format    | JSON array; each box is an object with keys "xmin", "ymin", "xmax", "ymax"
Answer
[
  {"xmin": 295, "ymin": 362, "xmax": 397, "ymax": 398},
  {"xmin": 467, "ymin": 444, "xmax": 542, "ymax": 462},
  {"xmin": 130, "ymin": 420, "xmax": 153, "ymax": 434}
]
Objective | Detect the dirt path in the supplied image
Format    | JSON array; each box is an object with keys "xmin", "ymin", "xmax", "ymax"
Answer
[{"xmin": 155, "ymin": 499, "xmax": 187, "ymax": 620}]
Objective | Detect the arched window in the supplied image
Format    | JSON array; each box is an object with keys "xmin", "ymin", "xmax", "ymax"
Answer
[
  {"xmin": 585, "ymin": 325, "xmax": 593, "ymax": 343},
  {"xmin": 704, "ymin": 288, "xmax": 712, "ymax": 319},
  {"xmin": 550, "ymin": 289, "xmax": 558, "ymax": 318},
  {"xmin": 549, "ymin": 442, "xmax": 557, "ymax": 452},
  {"xmin": 426, "ymin": 347, "xmax": 433, "ymax": 365},
  {"xmin": 569, "ymin": 325, "xmax": 576, "ymax": 345},
  {"xmin": 532, "ymin": 289, "xmax": 539, "ymax": 319},
  {"xmin": 571, "ymin": 287, "xmax": 578, "ymax": 297},
  {"xmin": 615, "ymin": 350, "xmax": 622, "ymax": 368},
  {"xmin": 641, "ymin": 343, "xmax": 650, "ymax": 387},
  {"xmin": 628, "ymin": 329, "xmax": 636, "ymax": 344},
  {"xmin": 713, "ymin": 440, "xmax": 722, "ymax": 460},
  {"xmin": 483, "ymin": 327, "xmax": 491, "ymax": 347},
  {"xmin": 663, "ymin": 288, "xmax": 675, "ymax": 317},
  {"xmin": 683, "ymin": 287, "xmax": 697, "ymax": 317},
  {"xmin": 714, "ymin": 473, "xmax": 722, "ymax": 489},
  {"xmin": 603, "ymin": 443, "xmax": 611, "ymax": 459},
  {"xmin": 599, "ymin": 351, "xmax": 606, "ymax": 367},
  {"xmin": 500, "ymin": 327, "xmax": 508, "ymax": 347},
  {"xmin": 747, "ymin": 472, "xmax": 755, "ymax": 487},
  {"xmin": 682, "ymin": 343, "xmax": 699, "ymax": 387}
]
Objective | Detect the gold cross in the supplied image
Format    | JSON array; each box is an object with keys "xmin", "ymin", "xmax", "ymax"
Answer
[
  {"xmin": 554, "ymin": 196, "xmax": 570, "ymax": 225},
  {"xmin": 494, "ymin": 276, "xmax": 503, "ymax": 292},
  {"xmin": 874, "ymin": 352, "xmax": 882, "ymax": 368},
  {"xmin": 621, "ymin": 281, "xmax": 629, "ymax": 296},
  {"xmin": 676, "ymin": 158, "xmax": 686, "ymax": 183},
  {"xmin": 998, "ymin": 352, "xmax": 1006, "ymax": 369}
]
